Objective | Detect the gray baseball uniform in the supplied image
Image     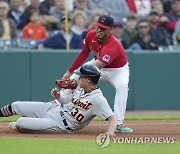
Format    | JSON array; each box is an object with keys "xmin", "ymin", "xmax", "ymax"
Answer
[{"xmin": 11, "ymin": 87, "xmax": 114, "ymax": 132}]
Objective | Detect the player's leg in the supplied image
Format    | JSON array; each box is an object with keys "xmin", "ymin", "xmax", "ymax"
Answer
[
  {"xmin": 103, "ymin": 63, "xmax": 133, "ymax": 132},
  {"xmin": 12, "ymin": 101, "xmax": 53, "ymax": 118},
  {"xmin": 0, "ymin": 104, "xmax": 13, "ymax": 117},
  {"xmin": 12, "ymin": 117, "xmax": 61, "ymax": 133},
  {"xmin": 0, "ymin": 101, "xmax": 52, "ymax": 118}
]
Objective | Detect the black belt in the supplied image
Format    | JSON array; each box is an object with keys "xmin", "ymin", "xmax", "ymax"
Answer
[{"xmin": 60, "ymin": 111, "xmax": 72, "ymax": 131}]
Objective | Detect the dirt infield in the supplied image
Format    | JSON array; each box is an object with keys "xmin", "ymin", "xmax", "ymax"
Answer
[{"xmin": 0, "ymin": 120, "xmax": 180, "ymax": 141}]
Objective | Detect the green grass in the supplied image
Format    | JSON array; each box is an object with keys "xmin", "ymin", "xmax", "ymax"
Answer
[
  {"xmin": 0, "ymin": 114, "xmax": 179, "ymax": 154},
  {"xmin": 0, "ymin": 115, "xmax": 20, "ymax": 122},
  {"xmin": 0, "ymin": 137, "xmax": 179, "ymax": 154},
  {"xmin": 93, "ymin": 114, "xmax": 180, "ymax": 121},
  {"xmin": 1, "ymin": 113, "xmax": 180, "ymax": 123},
  {"xmin": 124, "ymin": 114, "xmax": 180, "ymax": 120}
]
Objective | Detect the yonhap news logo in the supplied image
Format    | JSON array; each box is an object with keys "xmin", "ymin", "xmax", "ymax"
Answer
[
  {"xmin": 96, "ymin": 133, "xmax": 111, "ymax": 148},
  {"xmin": 111, "ymin": 137, "xmax": 175, "ymax": 144},
  {"xmin": 96, "ymin": 133, "xmax": 175, "ymax": 148}
]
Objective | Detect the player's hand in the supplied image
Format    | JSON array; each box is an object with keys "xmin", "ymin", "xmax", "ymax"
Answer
[
  {"xmin": 105, "ymin": 131, "xmax": 115, "ymax": 137},
  {"xmin": 62, "ymin": 71, "xmax": 71, "ymax": 79},
  {"xmin": 51, "ymin": 88, "xmax": 60, "ymax": 99}
]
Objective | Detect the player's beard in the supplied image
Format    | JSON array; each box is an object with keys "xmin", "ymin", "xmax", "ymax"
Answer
[
  {"xmin": 96, "ymin": 31, "xmax": 110, "ymax": 43},
  {"xmin": 96, "ymin": 31, "xmax": 104, "ymax": 39}
]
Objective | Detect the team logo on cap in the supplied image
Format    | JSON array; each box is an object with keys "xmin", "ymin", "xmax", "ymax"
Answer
[
  {"xmin": 101, "ymin": 17, "xmax": 106, "ymax": 23},
  {"xmin": 102, "ymin": 54, "xmax": 111, "ymax": 62}
]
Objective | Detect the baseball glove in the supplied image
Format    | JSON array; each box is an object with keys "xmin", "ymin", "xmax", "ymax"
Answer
[{"xmin": 55, "ymin": 78, "xmax": 78, "ymax": 90}]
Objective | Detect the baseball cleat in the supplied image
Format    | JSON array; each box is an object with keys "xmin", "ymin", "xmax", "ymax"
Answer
[
  {"xmin": 116, "ymin": 125, "xmax": 133, "ymax": 133},
  {"xmin": 9, "ymin": 122, "xmax": 19, "ymax": 132}
]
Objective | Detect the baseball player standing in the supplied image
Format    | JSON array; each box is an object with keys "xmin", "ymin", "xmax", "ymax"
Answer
[
  {"xmin": 0, "ymin": 65, "xmax": 117, "ymax": 136},
  {"xmin": 61, "ymin": 15, "xmax": 133, "ymax": 132}
]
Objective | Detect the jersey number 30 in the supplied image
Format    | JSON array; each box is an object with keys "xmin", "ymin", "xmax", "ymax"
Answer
[{"xmin": 71, "ymin": 108, "xmax": 84, "ymax": 122}]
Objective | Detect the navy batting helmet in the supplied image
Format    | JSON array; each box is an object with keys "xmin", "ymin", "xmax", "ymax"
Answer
[{"xmin": 74, "ymin": 64, "xmax": 101, "ymax": 84}]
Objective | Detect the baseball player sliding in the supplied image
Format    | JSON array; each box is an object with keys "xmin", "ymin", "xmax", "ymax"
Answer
[
  {"xmin": 0, "ymin": 65, "xmax": 117, "ymax": 136},
  {"xmin": 60, "ymin": 15, "xmax": 133, "ymax": 132}
]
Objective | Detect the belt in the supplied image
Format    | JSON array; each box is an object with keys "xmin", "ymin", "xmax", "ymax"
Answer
[{"xmin": 60, "ymin": 111, "xmax": 72, "ymax": 131}]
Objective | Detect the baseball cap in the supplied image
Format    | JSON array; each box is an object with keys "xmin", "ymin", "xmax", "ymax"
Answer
[
  {"xmin": 74, "ymin": 64, "xmax": 100, "ymax": 77},
  {"xmin": 95, "ymin": 15, "xmax": 114, "ymax": 29},
  {"xmin": 74, "ymin": 64, "xmax": 101, "ymax": 84}
]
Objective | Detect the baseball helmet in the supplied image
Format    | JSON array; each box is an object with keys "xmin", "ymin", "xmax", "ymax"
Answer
[{"xmin": 74, "ymin": 64, "xmax": 101, "ymax": 84}]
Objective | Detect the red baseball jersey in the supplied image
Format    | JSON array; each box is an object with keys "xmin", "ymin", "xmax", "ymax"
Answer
[
  {"xmin": 83, "ymin": 29, "xmax": 128, "ymax": 68},
  {"xmin": 68, "ymin": 29, "xmax": 128, "ymax": 73}
]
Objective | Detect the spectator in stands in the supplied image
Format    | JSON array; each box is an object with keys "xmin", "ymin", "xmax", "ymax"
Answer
[
  {"xmin": 130, "ymin": 19, "xmax": 159, "ymax": 50},
  {"xmin": 71, "ymin": 10, "xmax": 87, "ymax": 35},
  {"xmin": 87, "ymin": 0, "xmax": 129, "ymax": 23},
  {"xmin": 126, "ymin": 0, "xmax": 151, "ymax": 17},
  {"xmin": 22, "ymin": 0, "xmax": 30, "ymax": 9},
  {"xmin": 86, "ymin": 0, "xmax": 104, "ymax": 15},
  {"xmin": 22, "ymin": 9, "xmax": 48, "ymax": 40},
  {"xmin": 38, "ymin": 16, "xmax": 82, "ymax": 49},
  {"xmin": 100, "ymin": 0, "xmax": 129, "ymax": 23},
  {"xmin": 151, "ymin": 0, "xmax": 164, "ymax": 16},
  {"xmin": 49, "ymin": 0, "xmax": 65, "ymax": 29},
  {"xmin": 112, "ymin": 22, "xmax": 123, "ymax": 40},
  {"xmin": 148, "ymin": 10, "xmax": 172, "ymax": 46},
  {"xmin": 40, "ymin": 0, "xmax": 55, "ymax": 11},
  {"xmin": 121, "ymin": 14, "xmax": 138, "ymax": 49},
  {"xmin": 112, "ymin": 22, "xmax": 129, "ymax": 49},
  {"xmin": 73, "ymin": 0, "xmax": 90, "ymax": 16},
  {"xmin": 159, "ymin": 0, "xmax": 180, "ymax": 33},
  {"xmin": 0, "ymin": 1, "xmax": 17, "ymax": 39},
  {"xmin": 8, "ymin": 0, "xmax": 27, "ymax": 29},
  {"xmin": 23, "ymin": 0, "xmax": 57, "ymax": 30},
  {"xmin": 86, "ymin": 0, "xmax": 101, "ymax": 9},
  {"xmin": 161, "ymin": 0, "xmax": 172, "ymax": 13},
  {"xmin": 66, "ymin": 0, "xmax": 74, "ymax": 12},
  {"xmin": 173, "ymin": 20, "xmax": 180, "ymax": 45}
]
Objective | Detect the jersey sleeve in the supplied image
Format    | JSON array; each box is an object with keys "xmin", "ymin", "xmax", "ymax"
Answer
[
  {"xmin": 98, "ymin": 45, "xmax": 119, "ymax": 65},
  {"xmin": 93, "ymin": 97, "xmax": 114, "ymax": 120},
  {"xmin": 67, "ymin": 48, "xmax": 90, "ymax": 73}
]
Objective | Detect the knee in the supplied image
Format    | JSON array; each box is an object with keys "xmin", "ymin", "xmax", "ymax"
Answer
[{"xmin": 16, "ymin": 117, "xmax": 26, "ymax": 127}]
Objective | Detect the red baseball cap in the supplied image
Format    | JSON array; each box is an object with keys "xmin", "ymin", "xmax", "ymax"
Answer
[{"xmin": 95, "ymin": 15, "xmax": 114, "ymax": 29}]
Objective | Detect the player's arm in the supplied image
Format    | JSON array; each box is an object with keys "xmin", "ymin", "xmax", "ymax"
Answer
[
  {"xmin": 51, "ymin": 87, "xmax": 72, "ymax": 104},
  {"xmin": 106, "ymin": 115, "xmax": 117, "ymax": 136},
  {"xmin": 63, "ymin": 57, "xmax": 105, "ymax": 79},
  {"xmin": 62, "ymin": 49, "xmax": 90, "ymax": 79},
  {"xmin": 95, "ymin": 97, "xmax": 117, "ymax": 136},
  {"xmin": 94, "ymin": 59, "xmax": 106, "ymax": 69}
]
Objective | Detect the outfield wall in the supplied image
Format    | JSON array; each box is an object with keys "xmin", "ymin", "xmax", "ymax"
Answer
[{"xmin": 0, "ymin": 49, "xmax": 180, "ymax": 110}]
